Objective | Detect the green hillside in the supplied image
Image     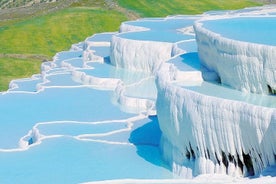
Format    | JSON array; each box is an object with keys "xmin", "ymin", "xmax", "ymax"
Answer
[
  {"xmin": 0, "ymin": 1, "xmax": 128, "ymax": 90},
  {"xmin": 0, "ymin": 8, "xmax": 127, "ymax": 56},
  {"xmin": 117, "ymin": 0, "xmax": 261, "ymax": 17},
  {"xmin": 0, "ymin": 0, "xmax": 263, "ymax": 91}
]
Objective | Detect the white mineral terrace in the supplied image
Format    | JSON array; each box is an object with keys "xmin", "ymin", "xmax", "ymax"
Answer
[{"xmin": 0, "ymin": 5, "xmax": 275, "ymax": 184}]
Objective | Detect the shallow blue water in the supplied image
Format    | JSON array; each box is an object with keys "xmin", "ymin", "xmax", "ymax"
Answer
[
  {"xmin": 125, "ymin": 17, "xmax": 197, "ymax": 30},
  {"xmin": 182, "ymin": 81, "xmax": 276, "ymax": 108},
  {"xmin": 202, "ymin": 17, "xmax": 276, "ymax": 46},
  {"xmin": 0, "ymin": 9, "xmax": 275, "ymax": 183},
  {"xmin": 78, "ymin": 62, "xmax": 150, "ymax": 85},
  {"xmin": 0, "ymin": 25, "xmax": 174, "ymax": 182},
  {"xmin": 86, "ymin": 32, "xmax": 115, "ymax": 42},
  {"xmin": 168, "ymin": 52, "xmax": 201, "ymax": 71},
  {"xmin": 119, "ymin": 30, "xmax": 194, "ymax": 43},
  {"xmin": 88, "ymin": 46, "xmax": 111, "ymax": 58},
  {"xmin": 62, "ymin": 58, "xmax": 84, "ymax": 68},
  {"xmin": 9, "ymin": 75, "xmax": 43, "ymax": 92},
  {"xmin": 0, "ymin": 87, "xmax": 132, "ymax": 149},
  {"xmin": 0, "ymin": 137, "xmax": 172, "ymax": 183},
  {"xmin": 43, "ymin": 73, "xmax": 80, "ymax": 86},
  {"xmin": 53, "ymin": 51, "xmax": 83, "ymax": 67},
  {"xmin": 175, "ymin": 40, "xmax": 198, "ymax": 53}
]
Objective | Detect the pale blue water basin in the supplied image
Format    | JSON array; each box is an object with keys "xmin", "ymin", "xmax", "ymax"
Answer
[
  {"xmin": 44, "ymin": 68, "xmax": 69, "ymax": 75},
  {"xmin": 202, "ymin": 16, "xmax": 276, "ymax": 46},
  {"xmin": 168, "ymin": 52, "xmax": 201, "ymax": 72},
  {"xmin": 0, "ymin": 114, "xmax": 172, "ymax": 184},
  {"xmin": 0, "ymin": 87, "xmax": 133, "ymax": 149},
  {"xmin": 119, "ymin": 30, "xmax": 194, "ymax": 43},
  {"xmin": 9, "ymin": 75, "xmax": 43, "ymax": 92},
  {"xmin": 0, "ymin": 137, "xmax": 172, "ymax": 183},
  {"xmin": 124, "ymin": 77, "xmax": 157, "ymax": 100},
  {"xmin": 86, "ymin": 32, "xmax": 115, "ymax": 42},
  {"xmin": 125, "ymin": 17, "xmax": 197, "ymax": 30},
  {"xmin": 76, "ymin": 63, "xmax": 118, "ymax": 78},
  {"xmin": 37, "ymin": 121, "xmax": 128, "ymax": 137},
  {"xmin": 53, "ymin": 51, "xmax": 83, "ymax": 66},
  {"xmin": 181, "ymin": 81, "xmax": 276, "ymax": 108},
  {"xmin": 78, "ymin": 62, "xmax": 150, "ymax": 85},
  {"xmin": 1, "ymin": 9, "xmax": 275, "ymax": 183},
  {"xmin": 89, "ymin": 45, "xmax": 111, "ymax": 58},
  {"xmin": 175, "ymin": 40, "xmax": 198, "ymax": 53},
  {"xmin": 170, "ymin": 39, "xmax": 275, "ymax": 107},
  {"xmin": 43, "ymin": 73, "xmax": 80, "ymax": 87},
  {"xmin": 62, "ymin": 58, "xmax": 84, "ymax": 68}
]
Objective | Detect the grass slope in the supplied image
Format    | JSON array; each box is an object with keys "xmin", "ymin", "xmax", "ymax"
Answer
[
  {"xmin": 117, "ymin": 0, "xmax": 261, "ymax": 17},
  {"xmin": 0, "ymin": 4, "xmax": 127, "ymax": 91},
  {"xmin": 0, "ymin": 57, "xmax": 41, "ymax": 90},
  {"xmin": 0, "ymin": 0, "xmax": 262, "ymax": 91},
  {"xmin": 0, "ymin": 7, "xmax": 127, "ymax": 56}
]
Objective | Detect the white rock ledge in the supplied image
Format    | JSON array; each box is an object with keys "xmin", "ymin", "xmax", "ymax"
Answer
[
  {"xmin": 194, "ymin": 17, "xmax": 276, "ymax": 94},
  {"xmin": 110, "ymin": 35, "xmax": 173, "ymax": 74}
]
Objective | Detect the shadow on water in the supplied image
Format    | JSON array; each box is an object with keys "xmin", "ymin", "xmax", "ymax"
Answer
[
  {"xmin": 260, "ymin": 165, "xmax": 276, "ymax": 177},
  {"xmin": 180, "ymin": 52, "xmax": 201, "ymax": 70},
  {"xmin": 129, "ymin": 115, "xmax": 170, "ymax": 170}
]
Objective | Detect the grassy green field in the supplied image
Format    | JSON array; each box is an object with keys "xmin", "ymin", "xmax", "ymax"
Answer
[
  {"xmin": 0, "ymin": 4, "xmax": 127, "ymax": 91},
  {"xmin": 0, "ymin": 0, "xmax": 262, "ymax": 91},
  {"xmin": 0, "ymin": 8, "xmax": 127, "ymax": 56},
  {"xmin": 117, "ymin": 0, "xmax": 261, "ymax": 17},
  {"xmin": 0, "ymin": 57, "xmax": 41, "ymax": 90}
]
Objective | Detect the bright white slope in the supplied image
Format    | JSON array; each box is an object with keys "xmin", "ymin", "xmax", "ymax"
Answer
[
  {"xmin": 194, "ymin": 17, "xmax": 276, "ymax": 94},
  {"xmin": 0, "ymin": 4, "xmax": 275, "ymax": 184},
  {"xmin": 110, "ymin": 4, "xmax": 276, "ymax": 181}
]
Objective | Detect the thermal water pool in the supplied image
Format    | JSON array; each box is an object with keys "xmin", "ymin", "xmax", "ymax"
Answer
[
  {"xmin": 1, "ymin": 5, "xmax": 276, "ymax": 184},
  {"xmin": 0, "ymin": 58, "xmax": 173, "ymax": 183},
  {"xmin": 201, "ymin": 16, "xmax": 276, "ymax": 46}
]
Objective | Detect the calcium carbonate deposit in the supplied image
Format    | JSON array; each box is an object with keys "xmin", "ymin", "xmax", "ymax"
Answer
[{"xmin": 0, "ymin": 5, "xmax": 275, "ymax": 184}]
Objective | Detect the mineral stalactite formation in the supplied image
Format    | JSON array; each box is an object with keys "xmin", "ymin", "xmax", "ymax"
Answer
[
  {"xmin": 0, "ymin": 5, "xmax": 275, "ymax": 183},
  {"xmin": 109, "ymin": 6, "xmax": 276, "ymax": 177}
]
